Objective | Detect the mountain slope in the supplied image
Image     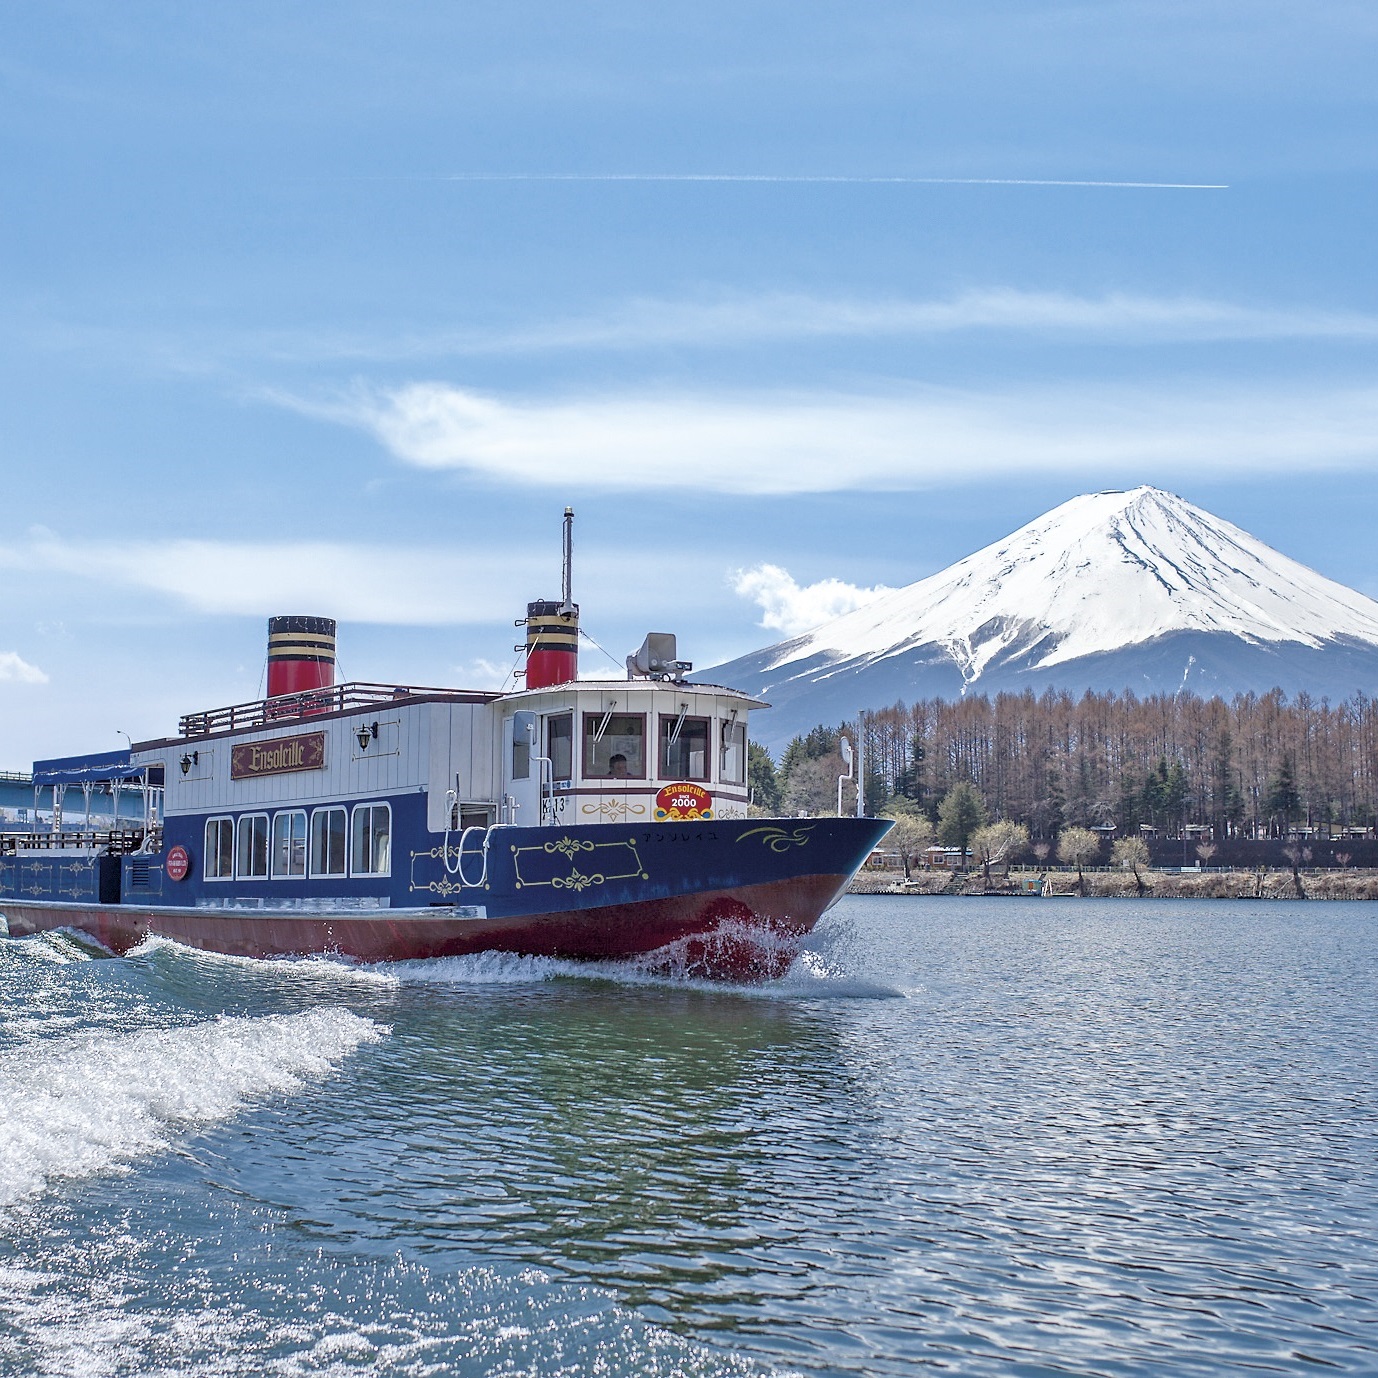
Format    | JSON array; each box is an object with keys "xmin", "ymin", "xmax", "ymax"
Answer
[{"xmin": 705, "ymin": 488, "xmax": 1378, "ymax": 750}]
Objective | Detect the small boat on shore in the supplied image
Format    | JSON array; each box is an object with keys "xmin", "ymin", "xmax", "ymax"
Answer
[{"xmin": 0, "ymin": 513, "xmax": 888, "ymax": 980}]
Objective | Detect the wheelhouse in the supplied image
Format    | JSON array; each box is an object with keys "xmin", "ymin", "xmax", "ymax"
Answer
[{"xmin": 497, "ymin": 679, "xmax": 763, "ymax": 828}]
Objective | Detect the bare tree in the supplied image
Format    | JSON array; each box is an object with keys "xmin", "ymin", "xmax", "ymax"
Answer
[
  {"xmin": 1057, "ymin": 827, "xmax": 1101, "ymax": 896},
  {"xmin": 1112, "ymin": 836, "xmax": 1151, "ymax": 896},
  {"xmin": 855, "ymin": 685, "xmax": 1378, "ymax": 844},
  {"xmin": 881, "ymin": 807, "xmax": 935, "ymax": 881},
  {"xmin": 1195, "ymin": 842, "xmax": 1217, "ymax": 867},
  {"xmin": 1281, "ymin": 844, "xmax": 1305, "ymax": 899},
  {"xmin": 972, "ymin": 821, "xmax": 1030, "ymax": 885}
]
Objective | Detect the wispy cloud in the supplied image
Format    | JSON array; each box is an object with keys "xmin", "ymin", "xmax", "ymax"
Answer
[
  {"xmin": 41, "ymin": 288, "xmax": 1378, "ymax": 371},
  {"xmin": 289, "ymin": 378, "xmax": 1378, "ymax": 495},
  {"xmin": 731, "ymin": 564, "xmax": 893, "ymax": 638},
  {"xmin": 0, "ymin": 652, "xmax": 48, "ymax": 685},
  {"xmin": 418, "ymin": 290, "xmax": 1378, "ymax": 357},
  {"xmin": 433, "ymin": 173, "xmax": 1228, "ymax": 189},
  {"xmin": 0, "ymin": 535, "xmax": 552, "ymax": 626},
  {"xmin": 0, "ymin": 532, "xmax": 712, "ymax": 628}
]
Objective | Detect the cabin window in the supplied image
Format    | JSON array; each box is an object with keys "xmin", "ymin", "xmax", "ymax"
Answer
[
  {"xmin": 547, "ymin": 713, "xmax": 573, "ymax": 784},
  {"xmin": 351, "ymin": 803, "xmax": 391, "ymax": 876},
  {"xmin": 309, "ymin": 806, "xmax": 347, "ymax": 877},
  {"xmin": 204, "ymin": 816, "xmax": 234, "ymax": 880},
  {"xmin": 721, "ymin": 720, "xmax": 747, "ymax": 785},
  {"xmin": 583, "ymin": 713, "xmax": 646, "ymax": 779},
  {"xmin": 272, "ymin": 810, "xmax": 307, "ymax": 879},
  {"xmin": 659, "ymin": 715, "xmax": 710, "ymax": 782},
  {"xmin": 235, "ymin": 813, "xmax": 270, "ymax": 879},
  {"xmin": 511, "ymin": 726, "xmax": 530, "ymax": 780}
]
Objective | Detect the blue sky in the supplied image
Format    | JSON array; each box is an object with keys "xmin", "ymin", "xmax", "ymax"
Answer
[{"xmin": 2, "ymin": 1, "xmax": 1377, "ymax": 764}]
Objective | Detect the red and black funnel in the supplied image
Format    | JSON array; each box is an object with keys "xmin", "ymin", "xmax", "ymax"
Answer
[{"xmin": 267, "ymin": 616, "xmax": 336, "ymax": 698}]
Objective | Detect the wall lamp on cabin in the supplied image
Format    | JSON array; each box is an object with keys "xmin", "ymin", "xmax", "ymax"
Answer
[
  {"xmin": 179, "ymin": 750, "xmax": 199, "ymax": 775},
  {"xmin": 357, "ymin": 721, "xmax": 379, "ymax": 751}
]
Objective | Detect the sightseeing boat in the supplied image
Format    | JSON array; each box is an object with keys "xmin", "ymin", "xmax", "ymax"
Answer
[{"xmin": 0, "ymin": 515, "xmax": 888, "ymax": 979}]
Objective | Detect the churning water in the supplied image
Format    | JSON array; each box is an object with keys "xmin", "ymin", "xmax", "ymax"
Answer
[{"xmin": 1, "ymin": 897, "xmax": 1375, "ymax": 1376}]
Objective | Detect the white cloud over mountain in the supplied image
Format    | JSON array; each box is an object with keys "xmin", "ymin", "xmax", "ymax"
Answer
[{"xmin": 730, "ymin": 564, "xmax": 893, "ymax": 638}]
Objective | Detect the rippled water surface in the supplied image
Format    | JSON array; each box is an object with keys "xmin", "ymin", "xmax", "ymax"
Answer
[{"xmin": 2, "ymin": 897, "xmax": 1376, "ymax": 1376}]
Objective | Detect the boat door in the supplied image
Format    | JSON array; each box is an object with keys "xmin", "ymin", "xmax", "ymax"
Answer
[{"xmin": 502, "ymin": 711, "xmax": 542, "ymax": 825}]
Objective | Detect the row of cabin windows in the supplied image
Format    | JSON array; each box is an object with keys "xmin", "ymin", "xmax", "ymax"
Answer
[
  {"xmin": 517, "ymin": 714, "xmax": 747, "ymax": 785},
  {"xmin": 203, "ymin": 803, "xmax": 391, "ymax": 881}
]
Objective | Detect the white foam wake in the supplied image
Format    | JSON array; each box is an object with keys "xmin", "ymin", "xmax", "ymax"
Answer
[
  {"xmin": 128, "ymin": 931, "xmax": 902, "ymax": 999},
  {"xmin": 0, "ymin": 1008, "xmax": 384, "ymax": 1209},
  {"xmin": 375, "ymin": 945, "xmax": 902, "ymax": 999}
]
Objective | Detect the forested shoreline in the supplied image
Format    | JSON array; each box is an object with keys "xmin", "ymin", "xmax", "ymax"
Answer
[{"xmin": 751, "ymin": 686, "xmax": 1378, "ymax": 842}]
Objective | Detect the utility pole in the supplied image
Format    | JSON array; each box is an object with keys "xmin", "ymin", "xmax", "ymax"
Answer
[{"xmin": 856, "ymin": 710, "xmax": 867, "ymax": 817}]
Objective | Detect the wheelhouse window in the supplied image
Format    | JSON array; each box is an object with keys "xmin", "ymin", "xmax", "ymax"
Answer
[
  {"xmin": 547, "ymin": 713, "xmax": 573, "ymax": 784},
  {"xmin": 721, "ymin": 720, "xmax": 747, "ymax": 786},
  {"xmin": 235, "ymin": 813, "xmax": 270, "ymax": 879},
  {"xmin": 204, "ymin": 816, "xmax": 234, "ymax": 880},
  {"xmin": 351, "ymin": 803, "xmax": 391, "ymax": 877},
  {"xmin": 272, "ymin": 810, "xmax": 307, "ymax": 879},
  {"xmin": 583, "ymin": 713, "xmax": 646, "ymax": 779},
  {"xmin": 659, "ymin": 714, "xmax": 710, "ymax": 782},
  {"xmin": 309, "ymin": 806, "xmax": 347, "ymax": 877}
]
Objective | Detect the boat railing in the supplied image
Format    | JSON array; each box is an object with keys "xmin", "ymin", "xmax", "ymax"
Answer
[
  {"xmin": 0, "ymin": 827, "xmax": 152, "ymax": 856},
  {"xmin": 179, "ymin": 682, "xmax": 471, "ymax": 737}
]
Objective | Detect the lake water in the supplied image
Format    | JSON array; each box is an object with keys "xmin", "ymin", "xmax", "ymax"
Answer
[{"xmin": 2, "ymin": 896, "xmax": 1376, "ymax": 1376}]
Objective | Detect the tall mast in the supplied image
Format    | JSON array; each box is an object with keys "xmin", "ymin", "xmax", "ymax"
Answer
[{"xmin": 561, "ymin": 506, "xmax": 574, "ymax": 613}]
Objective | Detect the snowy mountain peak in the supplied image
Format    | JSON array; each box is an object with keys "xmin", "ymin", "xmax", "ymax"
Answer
[
  {"xmin": 708, "ymin": 487, "xmax": 1378, "ymax": 747},
  {"xmin": 762, "ymin": 486, "xmax": 1378, "ymax": 685}
]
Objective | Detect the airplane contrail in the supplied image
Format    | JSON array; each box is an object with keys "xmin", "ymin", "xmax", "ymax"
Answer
[{"xmin": 434, "ymin": 173, "xmax": 1228, "ymax": 189}]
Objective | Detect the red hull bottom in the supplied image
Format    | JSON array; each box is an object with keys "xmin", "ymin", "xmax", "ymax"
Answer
[{"xmin": 0, "ymin": 873, "xmax": 848, "ymax": 982}]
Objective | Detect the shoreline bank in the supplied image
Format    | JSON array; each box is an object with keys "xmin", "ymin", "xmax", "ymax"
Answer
[{"xmin": 850, "ymin": 869, "xmax": 1378, "ymax": 900}]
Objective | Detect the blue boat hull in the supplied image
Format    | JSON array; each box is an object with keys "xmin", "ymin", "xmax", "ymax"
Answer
[{"xmin": 0, "ymin": 817, "xmax": 890, "ymax": 980}]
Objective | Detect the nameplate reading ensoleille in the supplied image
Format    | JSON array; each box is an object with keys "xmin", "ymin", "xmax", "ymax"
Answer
[{"xmin": 231, "ymin": 732, "xmax": 326, "ymax": 780}]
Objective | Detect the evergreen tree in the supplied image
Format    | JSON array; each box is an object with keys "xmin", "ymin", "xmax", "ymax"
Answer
[
  {"xmin": 802, "ymin": 724, "xmax": 841, "ymax": 759},
  {"xmin": 1117, "ymin": 769, "xmax": 1142, "ymax": 836},
  {"xmin": 1140, "ymin": 757, "xmax": 1169, "ymax": 831},
  {"xmin": 937, "ymin": 782, "xmax": 987, "ymax": 867},
  {"xmin": 1164, "ymin": 760, "xmax": 1189, "ymax": 833},
  {"xmin": 778, "ymin": 736, "xmax": 808, "ymax": 785},
  {"xmin": 1212, "ymin": 729, "xmax": 1245, "ymax": 835},
  {"xmin": 1264, "ymin": 754, "xmax": 1301, "ymax": 834},
  {"xmin": 1065, "ymin": 755, "xmax": 1094, "ymax": 827},
  {"xmin": 862, "ymin": 758, "xmax": 889, "ymax": 816},
  {"xmin": 747, "ymin": 742, "xmax": 781, "ymax": 814},
  {"xmin": 893, "ymin": 734, "xmax": 927, "ymax": 805},
  {"xmin": 1037, "ymin": 765, "xmax": 1066, "ymax": 839}
]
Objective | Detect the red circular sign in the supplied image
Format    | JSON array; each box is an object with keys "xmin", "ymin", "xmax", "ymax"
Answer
[
  {"xmin": 165, "ymin": 845, "xmax": 191, "ymax": 882},
  {"xmin": 655, "ymin": 782, "xmax": 713, "ymax": 822}
]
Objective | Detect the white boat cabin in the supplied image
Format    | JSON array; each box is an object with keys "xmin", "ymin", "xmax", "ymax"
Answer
[{"xmin": 500, "ymin": 678, "xmax": 763, "ymax": 828}]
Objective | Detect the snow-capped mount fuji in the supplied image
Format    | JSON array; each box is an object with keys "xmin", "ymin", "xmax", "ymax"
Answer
[{"xmin": 707, "ymin": 487, "xmax": 1378, "ymax": 750}]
